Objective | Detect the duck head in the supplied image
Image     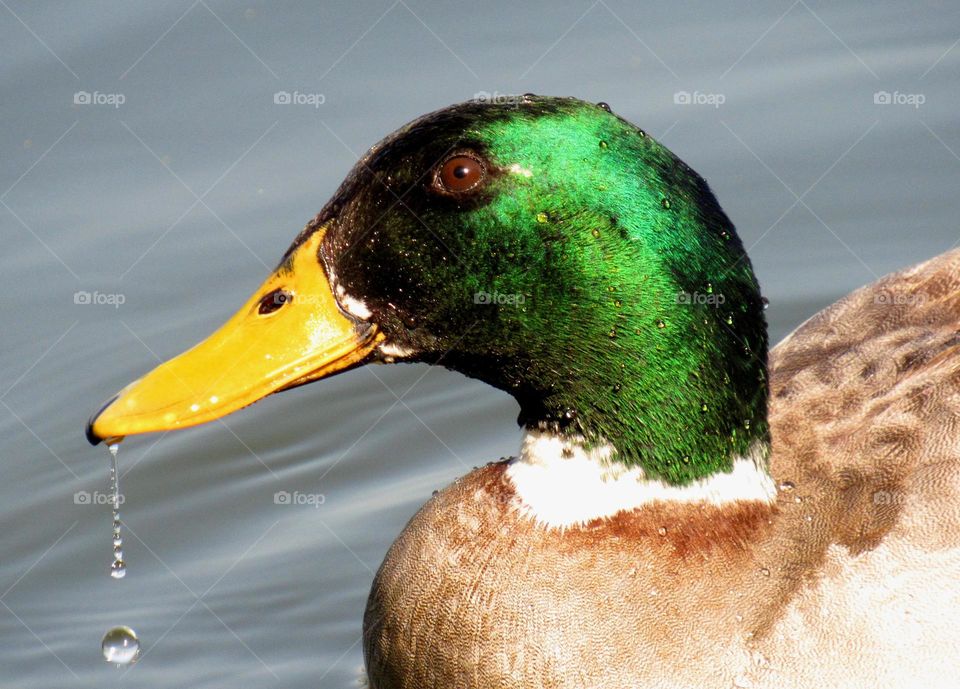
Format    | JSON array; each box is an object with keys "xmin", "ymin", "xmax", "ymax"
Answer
[{"xmin": 87, "ymin": 96, "xmax": 768, "ymax": 485}]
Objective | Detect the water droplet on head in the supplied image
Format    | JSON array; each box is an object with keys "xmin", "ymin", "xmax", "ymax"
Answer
[
  {"xmin": 598, "ymin": 140, "xmax": 608, "ymax": 149},
  {"xmin": 761, "ymin": 296, "xmax": 770, "ymax": 310},
  {"xmin": 101, "ymin": 626, "xmax": 140, "ymax": 665},
  {"xmin": 778, "ymin": 481, "xmax": 795, "ymax": 492},
  {"xmin": 656, "ymin": 319, "xmax": 666, "ymax": 329},
  {"xmin": 760, "ymin": 567, "xmax": 770, "ymax": 577},
  {"xmin": 596, "ymin": 101, "xmax": 611, "ymax": 112},
  {"xmin": 700, "ymin": 403, "xmax": 708, "ymax": 412},
  {"xmin": 536, "ymin": 211, "xmax": 548, "ymax": 224},
  {"xmin": 660, "ymin": 198, "xmax": 671, "ymax": 209},
  {"xmin": 657, "ymin": 526, "xmax": 667, "ymax": 536},
  {"xmin": 591, "ymin": 228, "xmax": 601, "ymax": 238},
  {"xmin": 726, "ymin": 314, "xmax": 734, "ymax": 325}
]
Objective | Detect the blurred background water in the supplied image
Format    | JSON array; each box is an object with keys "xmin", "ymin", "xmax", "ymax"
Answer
[{"xmin": 1, "ymin": 1, "xmax": 958, "ymax": 686}]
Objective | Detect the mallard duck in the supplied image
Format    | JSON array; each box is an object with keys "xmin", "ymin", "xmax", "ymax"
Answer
[{"xmin": 87, "ymin": 96, "xmax": 960, "ymax": 688}]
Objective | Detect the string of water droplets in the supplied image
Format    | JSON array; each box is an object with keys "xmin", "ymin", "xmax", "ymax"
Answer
[
  {"xmin": 108, "ymin": 443, "xmax": 125, "ymax": 579},
  {"xmin": 101, "ymin": 442, "xmax": 140, "ymax": 666}
]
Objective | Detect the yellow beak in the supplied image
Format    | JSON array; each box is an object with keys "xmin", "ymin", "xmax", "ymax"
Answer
[{"xmin": 86, "ymin": 228, "xmax": 382, "ymax": 444}]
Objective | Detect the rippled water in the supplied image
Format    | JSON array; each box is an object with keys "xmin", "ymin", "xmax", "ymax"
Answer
[{"xmin": 2, "ymin": 1, "xmax": 958, "ymax": 686}]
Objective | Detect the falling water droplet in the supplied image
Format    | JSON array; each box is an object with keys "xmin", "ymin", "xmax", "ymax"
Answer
[
  {"xmin": 726, "ymin": 314, "xmax": 734, "ymax": 325},
  {"xmin": 101, "ymin": 626, "xmax": 140, "ymax": 666},
  {"xmin": 106, "ymin": 443, "xmax": 126, "ymax": 578}
]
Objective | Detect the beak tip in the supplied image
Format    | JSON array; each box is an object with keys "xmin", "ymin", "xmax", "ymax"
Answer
[
  {"xmin": 85, "ymin": 394, "xmax": 118, "ymax": 446},
  {"xmin": 84, "ymin": 421, "xmax": 101, "ymax": 446}
]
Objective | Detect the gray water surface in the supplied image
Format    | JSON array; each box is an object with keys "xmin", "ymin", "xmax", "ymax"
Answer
[{"xmin": 2, "ymin": 1, "xmax": 958, "ymax": 686}]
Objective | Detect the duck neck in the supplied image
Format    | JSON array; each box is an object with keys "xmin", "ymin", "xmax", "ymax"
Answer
[
  {"xmin": 505, "ymin": 428, "xmax": 776, "ymax": 527},
  {"xmin": 503, "ymin": 262, "xmax": 772, "ymax": 486}
]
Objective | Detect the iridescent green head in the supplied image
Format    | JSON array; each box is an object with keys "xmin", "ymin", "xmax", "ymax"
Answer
[{"xmin": 293, "ymin": 96, "xmax": 769, "ymax": 484}]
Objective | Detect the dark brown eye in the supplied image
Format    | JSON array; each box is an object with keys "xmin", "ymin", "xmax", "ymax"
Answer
[
  {"xmin": 436, "ymin": 155, "xmax": 485, "ymax": 193},
  {"xmin": 258, "ymin": 288, "xmax": 292, "ymax": 315}
]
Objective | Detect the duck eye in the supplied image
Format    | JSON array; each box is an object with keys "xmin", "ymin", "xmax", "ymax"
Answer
[
  {"xmin": 258, "ymin": 289, "xmax": 292, "ymax": 315},
  {"xmin": 436, "ymin": 154, "xmax": 485, "ymax": 193}
]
